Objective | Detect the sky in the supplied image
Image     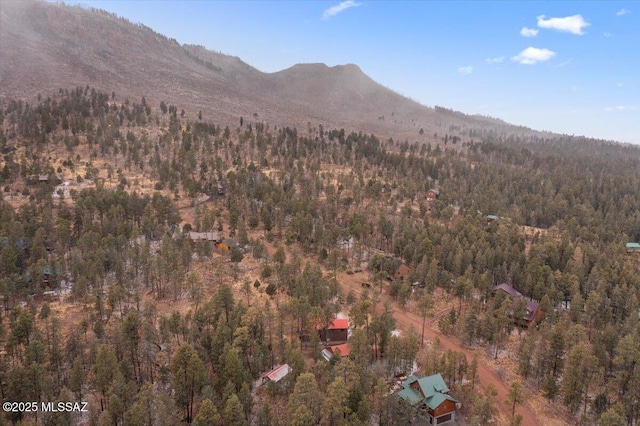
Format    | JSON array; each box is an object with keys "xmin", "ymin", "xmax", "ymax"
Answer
[{"xmin": 61, "ymin": 1, "xmax": 640, "ymax": 144}]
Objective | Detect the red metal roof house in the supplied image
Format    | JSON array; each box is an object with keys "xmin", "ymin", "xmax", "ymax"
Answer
[
  {"xmin": 261, "ymin": 364, "xmax": 292, "ymax": 384},
  {"xmin": 317, "ymin": 318, "xmax": 349, "ymax": 345}
]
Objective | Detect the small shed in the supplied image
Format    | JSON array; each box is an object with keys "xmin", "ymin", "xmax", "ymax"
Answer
[{"xmin": 262, "ymin": 364, "xmax": 292, "ymax": 384}]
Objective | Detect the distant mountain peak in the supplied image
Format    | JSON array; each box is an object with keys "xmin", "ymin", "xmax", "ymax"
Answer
[
  {"xmin": 0, "ymin": 0, "xmax": 540, "ymax": 140},
  {"xmin": 336, "ymin": 63, "xmax": 363, "ymax": 72}
]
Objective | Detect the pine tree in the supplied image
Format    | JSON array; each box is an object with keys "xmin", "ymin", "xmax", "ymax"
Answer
[
  {"xmin": 288, "ymin": 373, "xmax": 323, "ymax": 423},
  {"xmin": 417, "ymin": 293, "xmax": 434, "ymax": 347},
  {"xmin": 323, "ymin": 377, "xmax": 350, "ymax": 425},
  {"xmin": 95, "ymin": 344, "xmax": 119, "ymax": 411},
  {"xmin": 193, "ymin": 398, "xmax": 222, "ymax": 426},
  {"xmin": 223, "ymin": 394, "xmax": 248, "ymax": 426},
  {"xmin": 507, "ymin": 381, "xmax": 525, "ymax": 418},
  {"xmin": 171, "ymin": 343, "xmax": 207, "ymax": 423}
]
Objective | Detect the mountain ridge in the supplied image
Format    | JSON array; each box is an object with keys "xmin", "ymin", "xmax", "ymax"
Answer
[{"xmin": 1, "ymin": 0, "xmax": 558, "ymax": 141}]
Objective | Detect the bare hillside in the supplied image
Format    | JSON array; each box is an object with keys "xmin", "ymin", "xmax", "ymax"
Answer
[{"xmin": 1, "ymin": 0, "xmax": 538, "ymax": 140}]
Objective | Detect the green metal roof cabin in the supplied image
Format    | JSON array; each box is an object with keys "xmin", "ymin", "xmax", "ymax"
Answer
[
  {"xmin": 626, "ymin": 242, "xmax": 640, "ymax": 253},
  {"xmin": 396, "ymin": 373, "xmax": 458, "ymax": 425}
]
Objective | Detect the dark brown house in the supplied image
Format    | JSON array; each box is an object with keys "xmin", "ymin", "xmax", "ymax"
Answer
[
  {"xmin": 492, "ymin": 284, "xmax": 542, "ymax": 327},
  {"xmin": 380, "ymin": 256, "xmax": 410, "ymax": 281},
  {"xmin": 395, "ymin": 263, "xmax": 410, "ymax": 281},
  {"xmin": 316, "ymin": 318, "xmax": 349, "ymax": 345},
  {"xmin": 426, "ymin": 188, "xmax": 440, "ymax": 201}
]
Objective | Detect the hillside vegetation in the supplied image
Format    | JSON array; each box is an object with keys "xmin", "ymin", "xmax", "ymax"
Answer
[
  {"xmin": 2, "ymin": 0, "xmax": 560, "ymax": 144},
  {"xmin": 0, "ymin": 87, "xmax": 638, "ymax": 425}
]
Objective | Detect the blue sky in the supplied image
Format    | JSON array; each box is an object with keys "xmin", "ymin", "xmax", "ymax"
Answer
[{"xmin": 63, "ymin": 1, "xmax": 640, "ymax": 144}]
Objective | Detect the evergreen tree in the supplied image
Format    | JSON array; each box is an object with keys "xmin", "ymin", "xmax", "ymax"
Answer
[{"xmin": 171, "ymin": 343, "xmax": 207, "ymax": 423}]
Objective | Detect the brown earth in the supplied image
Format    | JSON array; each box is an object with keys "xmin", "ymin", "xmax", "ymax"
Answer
[{"xmin": 336, "ymin": 270, "xmax": 550, "ymax": 426}]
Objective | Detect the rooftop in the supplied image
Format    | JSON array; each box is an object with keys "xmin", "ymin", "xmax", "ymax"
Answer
[
  {"xmin": 397, "ymin": 373, "xmax": 457, "ymax": 410},
  {"xmin": 316, "ymin": 318, "xmax": 349, "ymax": 331},
  {"xmin": 329, "ymin": 342, "xmax": 351, "ymax": 357},
  {"xmin": 493, "ymin": 284, "xmax": 540, "ymax": 322},
  {"xmin": 493, "ymin": 283, "xmax": 522, "ymax": 298},
  {"xmin": 262, "ymin": 364, "xmax": 291, "ymax": 383},
  {"xmin": 188, "ymin": 231, "xmax": 221, "ymax": 241}
]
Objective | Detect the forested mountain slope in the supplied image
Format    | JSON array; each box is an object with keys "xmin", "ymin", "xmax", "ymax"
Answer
[
  {"xmin": 0, "ymin": 87, "xmax": 638, "ymax": 425},
  {"xmin": 2, "ymin": 0, "xmax": 554, "ymax": 143}
]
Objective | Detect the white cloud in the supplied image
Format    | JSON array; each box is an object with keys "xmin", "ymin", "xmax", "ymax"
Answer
[
  {"xmin": 605, "ymin": 105, "xmax": 638, "ymax": 112},
  {"xmin": 555, "ymin": 59, "xmax": 572, "ymax": 68},
  {"xmin": 520, "ymin": 27, "xmax": 539, "ymax": 37},
  {"xmin": 485, "ymin": 56, "xmax": 504, "ymax": 63},
  {"xmin": 458, "ymin": 66, "xmax": 473, "ymax": 75},
  {"xmin": 616, "ymin": 8, "xmax": 630, "ymax": 16},
  {"xmin": 322, "ymin": 0, "xmax": 361, "ymax": 19},
  {"xmin": 537, "ymin": 14, "xmax": 590, "ymax": 35},
  {"xmin": 603, "ymin": 32, "xmax": 612, "ymax": 37},
  {"xmin": 617, "ymin": 83, "xmax": 624, "ymax": 87},
  {"xmin": 511, "ymin": 47, "xmax": 556, "ymax": 65}
]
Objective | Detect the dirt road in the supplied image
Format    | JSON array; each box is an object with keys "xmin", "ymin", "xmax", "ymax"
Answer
[
  {"xmin": 250, "ymin": 235, "xmax": 545, "ymax": 425},
  {"xmin": 337, "ymin": 271, "xmax": 543, "ymax": 426}
]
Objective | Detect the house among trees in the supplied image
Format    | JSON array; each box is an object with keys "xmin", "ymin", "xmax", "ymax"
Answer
[
  {"xmin": 337, "ymin": 236, "xmax": 355, "ymax": 260},
  {"xmin": 215, "ymin": 239, "xmax": 238, "ymax": 253},
  {"xmin": 16, "ymin": 238, "xmax": 30, "ymax": 252},
  {"xmin": 317, "ymin": 318, "xmax": 349, "ymax": 345},
  {"xmin": 492, "ymin": 283, "xmax": 542, "ymax": 327},
  {"xmin": 0, "ymin": 237, "xmax": 30, "ymax": 253},
  {"xmin": 626, "ymin": 242, "xmax": 640, "ymax": 254},
  {"xmin": 39, "ymin": 265, "xmax": 60, "ymax": 288},
  {"xmin": 261, "ymin": 364, "xmax": 292, "ymax": 385},
  {"xmin": 189, "ymin": 231, "xmax": 221, "ymax": 244},
  {"xmin": 188, "ymin": 231, "xmax": 221, "ymax": 243},
  {"xmin": 395, "ymin": 263, "xmax": 410, "ymax": 281},
  {"xmin": 321, "ymin": 343, "xmax": 351, "ymax": 361},
  {"xmin": 396, "ymin": 373, "xmax": 458, "ymax": 425},
  {"xmin": 426, "ymin": 188, "xmax": 440, "ymax": 201},
  {"xmin": 378, "ymin": 256, "xmax": 410, "ymax": 281}
]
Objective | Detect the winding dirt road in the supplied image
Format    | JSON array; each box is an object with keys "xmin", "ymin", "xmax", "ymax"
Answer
[
  {"xmin": 254, "ymin": 234, "xmax": 544, "ymax": 425},
  {"xmin": 337, "ymin": 271, "xmax": 543, "ymax": 426}
]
